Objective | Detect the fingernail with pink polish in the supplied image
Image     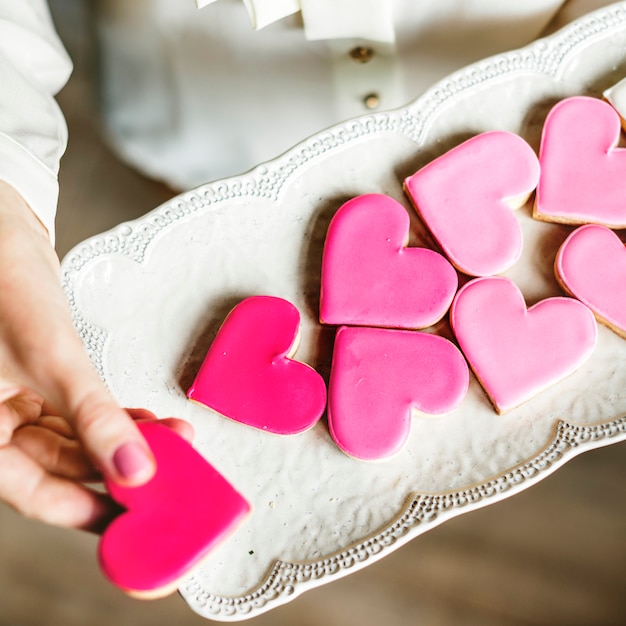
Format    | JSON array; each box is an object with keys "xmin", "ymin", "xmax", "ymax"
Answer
[{"xmin": 112, "ymin": 442, "xmax": 154, "ymax": 483}]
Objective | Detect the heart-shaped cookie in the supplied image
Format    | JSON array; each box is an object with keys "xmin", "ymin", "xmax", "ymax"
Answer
[
  {"xmin": 99, "ymin": 421, "xmax": 250, "ymax": 597},
  {"xmin": 188, "ymin": 296, "xmax": 327, "ymax": 434},
  {"xmin": 328, "ymin": 326, "xmax": 469, "ymax": 461},
  {"xmin": 320, "ymin": 194, "xmax": 457, "ymax": 329},
  {"xmin": 450, "ymin": 277, "xmax": 597, "ymax": 414},
  {"xmin": 556, "ymin": 224, "xmax": 626, "ymax": 338},
  {"xmin": 534, "ymin": 96, "xmax": 626, "ymax": 227},
  {"xmin": 404, "ymin": 131, "xmax": 540, "ymax": 277}
]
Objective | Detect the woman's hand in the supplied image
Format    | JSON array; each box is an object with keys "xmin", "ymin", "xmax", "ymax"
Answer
[{"xmin": 0, "ymin": 181, "xmax": 187, "ymax": 532}]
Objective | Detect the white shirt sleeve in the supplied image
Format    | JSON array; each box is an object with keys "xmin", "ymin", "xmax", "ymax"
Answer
[{"xmin": 0, "ymin": 0, "xmax": 72, "ymax": 243}]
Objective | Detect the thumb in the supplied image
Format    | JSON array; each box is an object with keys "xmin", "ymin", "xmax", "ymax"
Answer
[
  {"xmin": 72, "ymin": 389, "xmax": 157, "ymax": 486},
  {"xmin": 46, "ymin": 342, "xmax": 156, "ymax": 486}
]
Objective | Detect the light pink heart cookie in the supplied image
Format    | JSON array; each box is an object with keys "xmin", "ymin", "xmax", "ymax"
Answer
[
  {"xmin": 450, "ymin": 277, "xmax": 597, "ymax": 414},
  {"xmin": 534, "ymin": 96, "xmax": 626, "ymax": 227},
  {"xmin": 99, "ymin": 421, "xmax": 250, "ymax": 598},
  {"xmin": 556, "ymin": 224, "xmax": 626, "ymax": 338},
  {"xmin": 188, "ymin": 296, "xmax": 327, "ymax": 434},
  {"xmin": 404, "ymin": 131, "xmax": 540, "ymax": 277},
  {"xmin": 320, "ymin": 194, "xmax": 458, "ymax": 329},
  {"xmin": 328, "ymin": 326, "xmax": 469, "ymax": 461}
]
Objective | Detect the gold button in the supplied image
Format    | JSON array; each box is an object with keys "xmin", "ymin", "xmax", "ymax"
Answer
[
  {"xmin": 349, "ymin": 46, "xmax": 375, "ymax": 63},
  {"xmin": 363, "ymin": 93, "xmax": 380, "ymax": 109}
]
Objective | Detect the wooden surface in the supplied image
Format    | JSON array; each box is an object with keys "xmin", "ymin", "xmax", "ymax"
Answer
[{"xmin": 1, "ymin": 2, "xmax": 625, "ymax": 625}]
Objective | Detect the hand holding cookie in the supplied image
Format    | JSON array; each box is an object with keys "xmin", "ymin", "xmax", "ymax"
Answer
[{"xmin": 0, "ymin": 182, "xmax": 189, "ymax": 532}]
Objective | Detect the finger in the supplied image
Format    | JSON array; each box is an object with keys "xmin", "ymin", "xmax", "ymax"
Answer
[
  {"xmin": 11, "ymin": 425, "xmax": 99, "ymax": 481},
  {"xmin": 0, "ymin": 444, "xmax": 117, "ymax": 532},
  {"xmin": 30, "ymin": 336, "xmax": 156, "ymax": 487},
  {"xmin": 0, "ymin": 403, "xmax": 23, "ymax": 444},
  {"xmin": 35, "ymin": 415, "xmax": 75, "ymax": 438},
  {"xmin": 125, "ymin": 408, "xmax": 195, "ymax": 442},
  {"xmin": 157, "ymin": 417, "xmax": 195, "ymax": 442},
  {"xmin": 63, "ymin": 386, "xmax": 156, "ymax": 487},
  {"xmin": 0, "ymin": 382, "xmax": 25, "ymax": 404},
  {"xmin": 0, "ymin": 390, "xmax": 43, "ymax": 444},
  {"xmin": 28, "ymin": 412, "xmax": 192, "ymax": 482},
  {"xmin": 126, "ymin": 408, "xmax": 158, "ymax": 422}
]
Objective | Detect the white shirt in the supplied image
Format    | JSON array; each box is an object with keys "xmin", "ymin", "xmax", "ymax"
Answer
[
  {"xmin": 95, "ymin": 0, "xmax": 567, "ymax": 190},
  {"xmin": 0, "ymin": 0, "xmax": 614, "ymax": 241},
  {"xmin": 0, "ymin": 0, "xmax": 71, "ymax": 242}
]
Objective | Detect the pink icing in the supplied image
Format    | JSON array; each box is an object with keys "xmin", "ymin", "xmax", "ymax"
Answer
[
  {"xmin": 404, "ymin": 131, "xmax": 540, "ymax": 277},
  {"xmin": 450, "ymin": 276, "xmax": 597, "ymax": 414},
  {"xmin": 556, "ymin": 224, "xmax": 626, "ymax": 337},
  {"xmin": 99, "ymin": 421, "xmax": 250, "ymax": 596},
  {"xmin": 328, "ymin": 326, "xmax": 469, "ymax": 461},
  {"xmin": 534, "ymin": 96, "xmax": 626, "ymax": 227},
  {"xmin": 188, "ymin": 296, "xmax": 327, "ymax": 434},
  {"xmin": 320, "ymin": 194, "xmax": 458, "ymax": 329}
]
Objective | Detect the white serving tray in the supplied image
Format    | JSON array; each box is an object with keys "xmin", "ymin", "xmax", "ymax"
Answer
[{"xmin": 61, "ymin": 3, "xmax": 626, "ymax": 620}]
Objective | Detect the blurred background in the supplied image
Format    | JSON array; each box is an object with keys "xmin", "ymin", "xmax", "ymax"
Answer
[{"xmin": 1, "ymin": 1, "xmax": 625, "ymax": 624}]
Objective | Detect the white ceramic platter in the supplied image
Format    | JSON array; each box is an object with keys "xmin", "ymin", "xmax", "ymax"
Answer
[{"xmin": 62, "ymin": 3, "xmax": 626, "ymax": 621}]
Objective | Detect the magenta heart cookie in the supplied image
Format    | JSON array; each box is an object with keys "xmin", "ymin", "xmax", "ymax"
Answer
[
  {"xmin": 556, "ymin": 224, "xmax": 626, "ymax": 338},
  {"xmin": 534, "ymin": 96, "xmax": 626, "ymax": 227},
  {"xmin": 450, "ymin": 277, "xmax": 597, "ymax": 414},
  {"xmin": 99, "ymin": 421, "xmax": 250, "ymax": 597},
  {"xmin": 188, "ymin": 296, "xmax": 327, "ymax": 434},
  {"xmin": 404, "ymin": 131, "xmax": 540, "ymax": 277},
  {"xmin": 320, "ymin": 194, "xmax": 458, "ymax": 329},
  {"xmin": 328, "ymin": 326, "xmax": 469, "ymax": 461}
]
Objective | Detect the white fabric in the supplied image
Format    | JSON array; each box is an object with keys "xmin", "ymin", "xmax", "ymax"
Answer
[
  {"xmin": 0, "ymin": 0, "xmax": 71, "ymax": 242},
  {"xmin": 96, "ymin": 0, "xmax": 570, "ymax": 192},
  {"xmin": 196, "ymin": 0, "xmax": 394, "ymax": 40},
  {"xmin": 300, "ymin": 0, "xmax": 395, "ymax": 43},
  {"xmin": 196, "ymin": 0, "xmax": 300, "ymax": 30}
]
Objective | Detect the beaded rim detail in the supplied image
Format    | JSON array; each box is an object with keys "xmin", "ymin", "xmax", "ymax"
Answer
[{"xmin": 180, "ymin": 418, "xmax": 626, "ymax": 620}]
